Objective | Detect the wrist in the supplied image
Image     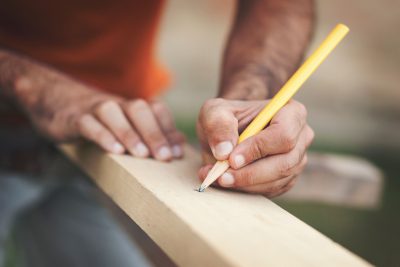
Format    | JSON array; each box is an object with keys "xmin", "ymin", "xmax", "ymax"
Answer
[{"xmin": 219, "ymin": 65, "xmax": 271, "ymax": 100}]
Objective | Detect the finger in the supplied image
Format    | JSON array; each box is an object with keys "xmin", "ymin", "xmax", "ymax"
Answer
[
  {"xmin": 197, "ymin": 121, "xmax": 213, "ymax": 158},
  {"xmin": 94, "ymin": 100, "xmax": 149, "ymax": 157},
  {"xmin": 221, "ymin": 129, "xmax": 309, "ymax": 187},
  {"xmin": 198, "ymin": 164, "xmax": 223, "ymax": 189},
  {"xmin": 229, "ymin": 100, "xmax": 308, "ymax": 169},
  {"xmin": 199, "ymin": 98, "xmax": 238, "ymax": 160},
  {"xmin": 150, "ymin": 101, "xmax": 186, "ymax": 158},
  {"xmin": 77, "ymin": 114, "xmax": 124, "ymax": 154},
  {"xmin": 198, "ymin": 164, "xmax": 213, "ymax": 181},
  {"xmin": 264, "ymin": 176, "xmax": 299, "ymax": 198},
  {"xmin": 237, "ymin": 174, "xmax": 297, "ymax": 195},
  {"xmin": 267, "ymin": 176, "xmax": 299, "ymax": 198},
  {"xmin": 124, "ymin": 99, "xmax": 172, "ymax": 161}
]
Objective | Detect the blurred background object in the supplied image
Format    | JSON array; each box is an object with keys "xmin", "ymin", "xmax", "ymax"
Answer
[
  {"xmin": 280, "ymin": 152, "xmax": 383, "ymax": 208},
  {"xmin": 155, "ymin": 0, "xmax": 400, "ymax": 266}
]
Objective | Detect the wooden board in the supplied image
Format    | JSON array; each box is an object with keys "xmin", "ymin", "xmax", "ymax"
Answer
[{"xmin": 60, "ymin": 144, "xmax": 371, "ymax": 267}]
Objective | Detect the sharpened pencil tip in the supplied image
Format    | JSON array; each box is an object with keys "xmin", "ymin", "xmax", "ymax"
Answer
[{"xmin": 198, "ymin": 186, "xmax": 205, "ymax": 192}]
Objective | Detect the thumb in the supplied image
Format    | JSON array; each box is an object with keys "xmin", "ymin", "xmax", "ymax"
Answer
[{"xmin": 199, "ymin": 99, "xmax": 239, "ymax": 160}]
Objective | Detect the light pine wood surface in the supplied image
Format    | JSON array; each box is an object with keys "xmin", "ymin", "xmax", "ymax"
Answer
[{"xmin": 60, "ymin": 144, "xmax": 371, "ymax": 267}]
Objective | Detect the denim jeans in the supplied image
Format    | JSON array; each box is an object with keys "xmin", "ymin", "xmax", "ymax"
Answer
[{"xmin": 0, "ymin": 127, "xmax": 152, "ymax": 267}]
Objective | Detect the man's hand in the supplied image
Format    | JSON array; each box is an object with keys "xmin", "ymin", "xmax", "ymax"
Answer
[
  {"xmin": 0, "ymin": 51, "xmax": 185, "ymax": 161},
  {"xmin": 76, "ymin": 98, "xmax": 185, "ymax": 161},
  {"xmin": 197, "ymin": 98, "xmax": 314, "ymax": 197},
  {"xmin": 20, "ymin": 78, "xmax": 185, "ymax": 161},
  {"xmin": 197, "ymin": 0, "xmax": 315, "ymax": 197}
]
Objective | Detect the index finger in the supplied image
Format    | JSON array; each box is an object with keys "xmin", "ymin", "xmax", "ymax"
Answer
[
  {"xmin": 229, "ymin": 100, "xmax": 307, "ymax": 169},
  {"xmin": 199, "ymin": 98, "xmax": 239, "ymax": 160}
]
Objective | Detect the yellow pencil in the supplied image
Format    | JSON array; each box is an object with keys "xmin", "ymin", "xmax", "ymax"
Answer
[{"xmin": 199, "ymin": 23, "xmax": 350, "ymax": 192}]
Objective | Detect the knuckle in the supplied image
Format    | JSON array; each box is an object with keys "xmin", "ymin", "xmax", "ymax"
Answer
[
  {"xmin": 279, "ymin": 130, "xmax": 296, "ymax": 151},
  {"xmin": 147, "ymin": 130, "xmax": 166, "ymax": 146},
  {"xmin": 199, "ymin": 99, "xmax": 225, "ymax": 124},
  {"xmin": 251, "ymin": 135, "xmax": 267, "ymax": 159},
  {"xmin": 95, "ymin": 100, "xmax": 118, "ymax": 115},
  {"xmin": 202, "ymin": 113, "xmax": 219, "ymax": 130},
  {"xmin": 234, "ymin": 169, "xmax": 254, "ymax": 186},
  {"xmin": 200, "ymin": 99, "xmax": 213, "ymax": 114},
  {"xmin": 296, "ymin": 102, "xmax": 308, "ymax": 118},
  {"xmin": 288, "ymin": 150, "xmax": 304, "ymax": 173},
  {"xmin": 126, "ymin": 98, "xmax": 148, "ymax": 113},
  {"xmin": 296, "ymin": 149, "xmax": 304, "ymax": 165},
  {"xmin": 205, "ymin": 113, "xmax": 236, "ymax": 138},
  {"xmin": 277, "ymin": 159, "xmax": 294, "ymax": 177},
  {"xmin": 120, "ymin": 129, "xmax": 138, "ymax": 144},
  {"xmin": 268, "ymin": 183, "xmax": 283, "ymax": 194},
  {"xmin": 202, "ymin": 98, "xmax": 224, "ymax": 111}
]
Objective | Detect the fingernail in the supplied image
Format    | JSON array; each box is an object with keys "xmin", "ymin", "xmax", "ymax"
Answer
[
  {"xmin": 220, "ymin": 172, "xmax": 235, "ymax": 187},
  {"xmin": 133, "ymin": 143, "xmax": 149, "ymax": 157},
  {"xmin": 213, "ymin": 141, "xmax": 233, "ymax": 158},
  {"xmin": 234, "ymin": 154, "xmax": 245, "ymax": 168},
  {"xmin": 158, "ymin": 146, "xmax": 172, "ymax": 160},
  {"xmin": 112, "ymin": 142, "xmax": 124, "ymax": 154},
  {"xmin": 172, "ymin": 145, "xmax": 182, "ymax": 158}
]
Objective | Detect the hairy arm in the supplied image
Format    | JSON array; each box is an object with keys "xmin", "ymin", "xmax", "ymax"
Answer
[
  {"xmin": 0, "ymin": 49, "xmax": 185, "ymax": 160},
  {"xmin": 0, "ymin": 49, "xmax": 112, "ymax": 139},
  {"xmin": 219, "ymin": 0, "xmax": 314, "ymax": 100},
  {"xmin": 197, "ymin": 0, "xmax": 315, "ymax": 197}
]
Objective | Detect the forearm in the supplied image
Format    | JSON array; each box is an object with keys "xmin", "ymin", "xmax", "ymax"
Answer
[
  {"xmin": 0, "ymin": 49, "xmax": 98, "ymax": 105},
  {"xmin": 219, "ymin": 0, "xmax": 314, "ymax": 100},
  {"xmin": 0, "ymin": 49, "xmax": 110, "ymax": 139},
  {"xmin": 0, "ymin": 49, "xmax": 185, "ymax": 160}
]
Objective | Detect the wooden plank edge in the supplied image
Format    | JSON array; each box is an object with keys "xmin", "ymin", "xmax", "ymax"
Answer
[{"xmin": 59, "ymin": 144, "xmax": 372, "ymax": 267}]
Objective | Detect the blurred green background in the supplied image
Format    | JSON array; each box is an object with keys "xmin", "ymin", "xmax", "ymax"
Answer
[{"xmin": 157, "ymin": 1, "xmax": 400, "ymax": 266}]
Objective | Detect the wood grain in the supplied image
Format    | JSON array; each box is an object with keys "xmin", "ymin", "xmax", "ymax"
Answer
[{"xmin": 60, "ymin": 144, "xmax": 371, "ymax": 267}]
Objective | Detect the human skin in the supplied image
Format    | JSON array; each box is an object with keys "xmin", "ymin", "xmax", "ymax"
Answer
[
  {"xmin": 197, "ymin": 0, "xmax": 315, "ymax": 197},
  {"xmin": 0, "ymin": 51, "xmax": 185, "ymax": 161},
  {"xmin": 0, "ymin": 0, "xmax": 314, "ymax": 197}
]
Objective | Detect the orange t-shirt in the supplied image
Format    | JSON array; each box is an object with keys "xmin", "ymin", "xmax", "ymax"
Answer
[{"xmin": 0, "ymin": 0, "xmax": 170, "ymax": 100}]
